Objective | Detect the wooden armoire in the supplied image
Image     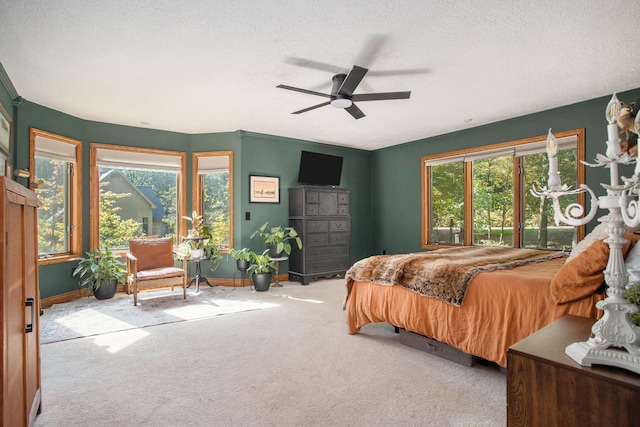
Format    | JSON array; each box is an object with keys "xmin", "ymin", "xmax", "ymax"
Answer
[{"xmin": 1, "ymin": 176, "xmax": 42, "ymax": 426}]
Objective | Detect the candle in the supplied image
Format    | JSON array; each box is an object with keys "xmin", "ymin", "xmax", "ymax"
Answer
[
  {"xmin": 606, "ymin": 123, "xmax": 621, "ymax": 158},
  {"xmin": 603, "ymin": 95, "xmax": 622, "ymax": 184},
  {"xmin": 546, "ymin": 129, "xmax": 561, "ymax": 190},
  {"xmin": 605, "ymin": 93, "xmax": 621, "ymax": 124}
]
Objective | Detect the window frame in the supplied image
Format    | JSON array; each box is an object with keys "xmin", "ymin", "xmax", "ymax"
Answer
[
  {"xmin": 421, "ymin": 128, "xmax": 585, "ymax": 250},
  {"xmin": 192, "ymin": 151, "xmax": 234, "ymax": 252},
  {"xmin": 29, "ymin": 128, "xmax": 82, "ymax": 265},
  {"xmin": 90, "ymin": 143, "xmax": 187, "ymax": 250}
]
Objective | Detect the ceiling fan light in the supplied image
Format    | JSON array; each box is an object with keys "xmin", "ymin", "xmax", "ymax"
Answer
[{"xmin": 331, "ymin": 98, "xmax": 352, "ymax": 109}]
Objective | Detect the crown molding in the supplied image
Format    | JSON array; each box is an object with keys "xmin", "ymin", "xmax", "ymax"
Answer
[{"xmin": 0, "ymin": 63, "xmax": 19, "ymax": 101}]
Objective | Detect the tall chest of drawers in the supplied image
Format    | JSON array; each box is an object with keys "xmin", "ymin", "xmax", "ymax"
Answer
[{"xmin": 288, "ymin": 186, "xmax": 350, "ymax": 285}]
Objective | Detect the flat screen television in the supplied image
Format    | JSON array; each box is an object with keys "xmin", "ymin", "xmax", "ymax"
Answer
[{"xmin": 297, "ymin": 150, "xmax": 343, "ymax": 186}]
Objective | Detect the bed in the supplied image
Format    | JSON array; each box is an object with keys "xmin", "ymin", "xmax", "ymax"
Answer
[{"xmin": 344, "ymin": 230, "xmax": 640, "ymax": 368}]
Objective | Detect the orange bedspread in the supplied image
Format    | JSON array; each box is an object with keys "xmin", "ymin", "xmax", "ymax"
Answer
[{"xmin": 344, "ymin": 256, "xmax": 603, "ymax": 367}]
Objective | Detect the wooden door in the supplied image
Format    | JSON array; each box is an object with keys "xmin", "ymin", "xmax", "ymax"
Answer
[{"xmin": 2, "ymin": 178, "xmax": 41, "ymax": 426}]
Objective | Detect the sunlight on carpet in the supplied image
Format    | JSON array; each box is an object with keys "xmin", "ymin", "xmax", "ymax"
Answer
[{"xmin": 40, "ymin": 286, "xmax": 278, "ymax": 344}]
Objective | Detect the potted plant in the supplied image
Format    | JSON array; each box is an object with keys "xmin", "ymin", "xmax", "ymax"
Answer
[
  {"xmin": 182, "ymin": 210, "xmax": 204, "ymax": 238},
  {"xmin": 229, "ymin": 247, "xmax": 252, "ymax": 271},
  {"xmin": 626, "ymin": 283, "xmax": 640, "ymax": 327},
  {"xmin": 72, "ymin": 248, "xmax": 126, "ymax": 299},
  {"xmin": 203, "ymin": 238, "xmax": 221, "ymax": 273},
  {"xmin": 250, "ymin": 222, "xmax": 302, "ymax": 257},
  {"xmin": 247, "ymin": 249, "xmax": 275, "ymax": 291}
]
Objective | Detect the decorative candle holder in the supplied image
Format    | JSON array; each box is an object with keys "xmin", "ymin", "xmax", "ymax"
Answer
[{"xmin": 533, "ymin": 93, "xmax": 640, "ymax": 374}]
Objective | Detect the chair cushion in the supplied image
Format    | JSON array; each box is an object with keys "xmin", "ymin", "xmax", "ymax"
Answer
[
  {"xmin": 129, "ymin": 237, "xmax": 175, "ymax": 272},
  {"xmin": 136, "ymin": 266, "xmax": 185, "ymax": 281}
]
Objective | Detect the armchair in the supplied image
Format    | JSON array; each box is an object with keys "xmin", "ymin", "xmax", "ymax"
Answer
[{"xmin": 126, "ymin": 237, "xmax": 187, "ymax": 306}]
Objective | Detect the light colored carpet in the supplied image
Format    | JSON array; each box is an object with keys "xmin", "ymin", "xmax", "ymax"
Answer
[
  {"xmin": 40, "ymin": 285, "xmax": 271, "ymax": 343},
  {"xmin": 34, "ymin": 279, "xmax": 506, "ymax": 426}
]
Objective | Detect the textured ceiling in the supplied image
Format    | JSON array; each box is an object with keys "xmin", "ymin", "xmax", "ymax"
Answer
[{"xmin": 1, "ymin": 1, "xmax": 639, "ymax": 150}]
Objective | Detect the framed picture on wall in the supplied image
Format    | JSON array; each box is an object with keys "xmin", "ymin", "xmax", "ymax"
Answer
[
  {"xmin": 0, "ymin": 103, "xmax": 11, "ymax": 157},
  {"xmin": 249, "ymin": 175, "xmax": 280, "ymax": 203}
]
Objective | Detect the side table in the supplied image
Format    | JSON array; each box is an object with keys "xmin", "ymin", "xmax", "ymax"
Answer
[
  {"xmin": 187, "ymin": 257, "xmax": 212, "ymax": 292},
  {"xmin": 271, "ymin": 256, "xmax": 288, "ymax": 287},
  {"xmin": 507, "ymin": 314, "xmax": 640, "ymax": 426}
]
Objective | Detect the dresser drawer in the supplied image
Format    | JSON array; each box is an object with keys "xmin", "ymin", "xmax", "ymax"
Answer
[
  {"xmin": 305, "ymin": 256, "xmax": 350, "ymax": 273},
  {"xmin": 306, "ymin": 204, "xmax": 318, "ymax": 215},
  {"xmin": 329, "ymin": 220, "xmax": 348, "ymax": 232},
  {"xmin": 307, "ymin": 220, "xmax": 328, "ymax": 233},
  {"xmin": 306, "ymin": 191, "xmax": 319, "ymax": 203},
  {"xmin": 306, "ymin": 245, "xmax": 349, "ymax": 258},
  {"xmin": 306, "ymin": 233, "xmax": 329, "ymax": 246},
  {"xmin": 338, "ymin": 205, "xmax": 349, "ymax": 215},
  {"xmin": 338, "ymin": 192, "xmax": 349, "ymax": 204},
  {"xmin": 329, "ymin": 233, "xmax": 349, "ymax": 245}
]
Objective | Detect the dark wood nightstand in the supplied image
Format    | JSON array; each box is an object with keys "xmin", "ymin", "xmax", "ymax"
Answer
[{"xmin": 507, "ymin": 314, "xmax": 640, "ymax": 427}]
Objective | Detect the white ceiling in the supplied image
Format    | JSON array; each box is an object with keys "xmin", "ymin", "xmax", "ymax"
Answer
[{"xmin": 1, "ymin": 1, "xmax": 639, "ymax": 151}]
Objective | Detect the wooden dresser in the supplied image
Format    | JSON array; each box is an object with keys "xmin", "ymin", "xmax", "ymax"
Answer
[
  {"xmin": 1, "ymin": 177, "xmax": 42, "ymax": 426},
  {"xmin": 507, "ymin": 314, "xmax": 640, "ymax": 427},
  {"xmin": 288, "ymin": 186, "xmax": 350, "ymax": 285}
]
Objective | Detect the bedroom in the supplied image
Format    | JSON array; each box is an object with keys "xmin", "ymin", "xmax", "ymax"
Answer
[{"xmin": 2, "ymin": 1, "xmax": 640, "ymax": 425}]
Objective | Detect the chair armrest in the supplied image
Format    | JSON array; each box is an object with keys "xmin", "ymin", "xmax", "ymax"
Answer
[
  {"xmin": 172, "ymin": 250, "xmax": 188, "ymax": 270},
  {"xmin": 126, "ymin": 252, "xmax": 138, "ymax": 276}
]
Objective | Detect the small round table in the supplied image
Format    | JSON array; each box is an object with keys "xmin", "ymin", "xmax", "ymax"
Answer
[
  {"xmin": 187, "ymin": 256, "xmax": 213, "ymax": 292},
  {"xmin": 270, "ymin": 256, "xmax": 288, "ymax": 287}
]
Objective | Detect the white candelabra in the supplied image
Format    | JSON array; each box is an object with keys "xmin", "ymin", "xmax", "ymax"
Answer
[{"xmin": 532, "ymin": 93, "xmax": 640, "ymax": 374}]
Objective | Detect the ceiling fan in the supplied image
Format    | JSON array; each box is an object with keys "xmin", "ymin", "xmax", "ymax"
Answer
[{"xmin": 277, "ymin": 65, "xmax": 411, "ymax": 119}]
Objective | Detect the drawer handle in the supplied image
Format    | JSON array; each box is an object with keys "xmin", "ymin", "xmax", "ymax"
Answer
[{"xmin": 26, "ymin": 297, "xmax": 35, "ymax": 333}]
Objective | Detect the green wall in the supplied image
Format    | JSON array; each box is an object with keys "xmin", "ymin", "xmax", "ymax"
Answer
[
  {"xmin": 1, "ymin": 63, "xmax": 638, "ymax": 299},
  {"xmin": 371, "ymin": 88, "xmax": 640, "ymax": 254},
  {"xmin": 0, "ymin": 71, "xmax": 372, "ymax": 298}
]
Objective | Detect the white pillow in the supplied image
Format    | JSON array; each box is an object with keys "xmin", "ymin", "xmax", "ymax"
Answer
[
  {"xmin": 566, "ymin": 222, "xmax": 609, "ymax": 263},
  {"xmin": 626, "ymin": 242, "xmax": 640, "ymax": 285}
]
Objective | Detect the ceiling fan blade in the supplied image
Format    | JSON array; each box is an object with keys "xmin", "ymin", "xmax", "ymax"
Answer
[
  {"xmin": 352, "ymin": 91, "xmax": 411, "ymax": 102},
  {"xmin": 283, "ymin": 56, "xmax": 343, "ymax": 74},
  {"xmin": 345, "ymin": 103, "xmax": 365, "ymax": 119},
  {"xmin": 338, "ymin": 66, "xmax": 368, "ymax": 96},
  {"xmin": 277, "ymin": 84, "xmax": 331, "ymax": 98},
  {"xmin": 291, "ymin": 101, "xmax": 331, "ymax": 114}
]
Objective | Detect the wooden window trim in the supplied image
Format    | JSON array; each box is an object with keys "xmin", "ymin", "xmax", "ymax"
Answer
[
  {"xmin": 422, "ymin": 129, "xmax": 585, "ymax": 250},
  {"xmin": 192, "ymin": 151, "xmax": 234, "ymax": 252},
  {"xmin": 30, "ymin": 128, "xmax": 82, "ymax": 264},
  {"xmin": 90, "ymin": 143, "xmax": 186, "ymax": 250}
]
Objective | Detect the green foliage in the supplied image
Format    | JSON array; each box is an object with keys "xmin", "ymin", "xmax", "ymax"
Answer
[
  {"xmin": 431, "ymin": 162, "xmax": 464, "ymax": 230},
  {"xmin": 250, "ymin": 222, "xmax": 303, "ymax": 255},
  {"xmin": 72, "ymin": 248, "xmax": 126, "ymax": 297},
  {"xmin": 625, "ymin": 283, "xmax": 640, "ymax": 327},
  {"xmin": 203, "ymin": 239, "xmax": 221, "ymax": 273},
  {"xmin": 247, "ymin": 249, "xmax": 275, "ymax": 275},
  {"xmin": 472, "ymin": 155, "xmax": 513, "ymax": 245},
  {"xmin": 229, "ymin": 247, "xmax": 252, "ymax": 262},
  {"xmin": 203, "ymin": 171, "xmax": 231, "ymax": 247},
  {"xmin": 182, "ymin": 210, "xmax": 204, "ymax": 235},
  {"xmin": 175, "ymin": 243, "xmax": 191, "ymax": 259},
  {"xmin": 429, "ymin": 147, "xmax": 578, "ymax": 249},
  {"xmin": 35, "ymin": 157, "xmax": 68, "ymax": 254},
  {"xmin": 99, "ymin": 183, "xmax": 143, "ymax": 248}
]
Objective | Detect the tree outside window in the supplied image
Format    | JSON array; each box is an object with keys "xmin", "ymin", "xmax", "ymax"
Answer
[{"xmin": 424, "ymin": 130, "xmax": 583, "ymax": 249}]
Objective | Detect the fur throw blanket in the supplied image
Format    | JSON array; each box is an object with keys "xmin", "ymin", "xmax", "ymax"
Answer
[{"xmin": 345, "ymin": 246, "xmax": 563, "ymax": 307}]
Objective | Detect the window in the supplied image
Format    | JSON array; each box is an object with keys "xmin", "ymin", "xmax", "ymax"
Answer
[
  {"xmin": 30, "ymin": 128, "xmax": 82, "ymax": 263},
  {"xmin": 193, "ymin": 152, "xmax": 233, "ymax": 250},
  {"xmin": 423, "ymin": 129, "xmax": 585, "ymax": 250},
  {"xmin": 90, "ymin": 144, "xmax": 186, "ymax": 249}
]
